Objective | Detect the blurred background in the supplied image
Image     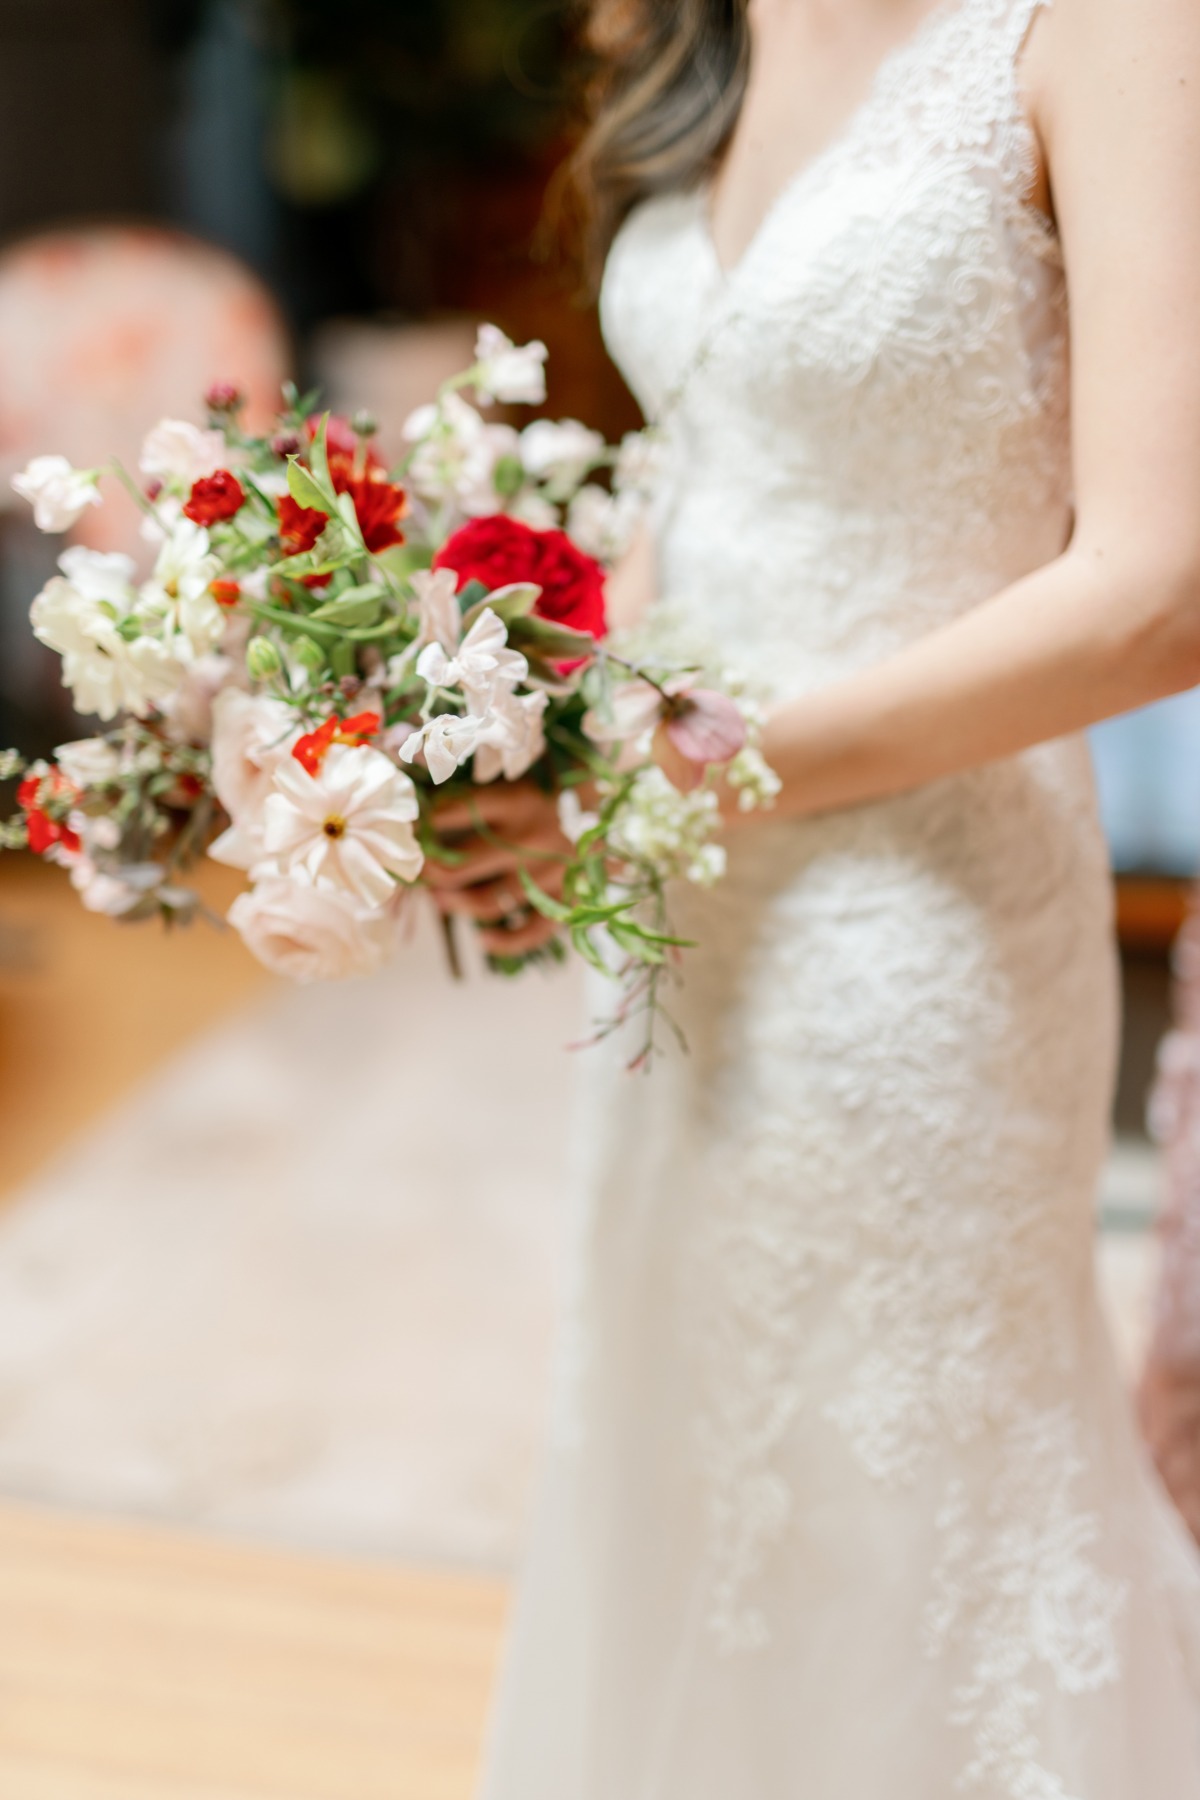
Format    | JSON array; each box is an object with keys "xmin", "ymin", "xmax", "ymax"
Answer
[{"xmin": 0, "ymin": 3, "xmax": 1194, "ymax": 1794}]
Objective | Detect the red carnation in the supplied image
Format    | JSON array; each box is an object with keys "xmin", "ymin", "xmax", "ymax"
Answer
[
  {"xmin": 434, "ymin": 515, "xmax": 607, "ymax": 647},
  {"xmin": 341, "ymin": 472, "xmax": 408, "ymax": 554},
  {"xmin": 184, "ymin": 470, "xmax": 245, "ymax": 526},
  {"xmin": 278, "ymin": 493, "xmax": 329, "ymax": 554}
]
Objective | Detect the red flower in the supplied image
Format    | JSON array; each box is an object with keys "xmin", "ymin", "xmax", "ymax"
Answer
[
  {"xmin": 340, "ymin": 473, "xmax": 408, "ymax": 554},
  {"xmin": 209, "ymin": 578, "xmax": 241, "ymax": 607},
  {"xmin": 184, "ymin": 470, "xmax": 245, "ymax": 526},
  {"xmin": 292, "ymin": 711, "xmax": 382, "ymax": 775},
  {"xmin": 434, "ymin": 515, "xmax": 607, "ymax": 646},
  {"xmin": 18, "ymin": 767, "xmax": 81, "ymax": 858},
  {"xmin": 278, "ymin": 493, "xmax": 329, "ymax": 554}
]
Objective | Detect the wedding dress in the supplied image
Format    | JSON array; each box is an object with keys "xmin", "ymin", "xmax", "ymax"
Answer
[{"xmin": 477, "ymin": 0, "xmax": 1200, "ymax": 1792}]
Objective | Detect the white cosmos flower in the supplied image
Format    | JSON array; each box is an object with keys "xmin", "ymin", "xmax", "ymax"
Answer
[
  {"xmin": 228, "ymin": 876, "xmax": 398, "ymax": 983},
  {"xmin": 415, "ymin": 607, "xmax": 527, "ymax": 713},
  {"xmin": 263, "ymin": 743, "xmax": 423, "ymax": 906},
  {"xmin": 519, "ymin": 419, "xmax": 605, "ymax": 491},
  {"xmin": 208, "ymin": 689, "xmax": 300, "ymax": 870},
  {"xmin": 139, "ymin": 418, "xmax": 228, "ymax": 485},
  {"xmin": 472, "ymin": 324, "xmax": 548, "ymax": 407},
  {"xmin": 30, "ymin": 547, "xmax": 181, "ymax": 720},
  {"xmin": 12, "ymin": 455, "xmax": 102, "ymax": 532},
  {"xmin": 472, "ymin": 688, "xmax": 549, "ymax": 783},
  {"xmin": 399, "ymin": 712, "xmax": 483, "ymax": 786},
  {"xmin": 138, "ymin": 517, "xmax": 224, "ymax": 658}
]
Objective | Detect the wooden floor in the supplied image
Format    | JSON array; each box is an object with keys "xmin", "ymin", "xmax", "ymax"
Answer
[{"xmin": 0, "ymin": 1502, "xmax": 507, "ymax": 1800}]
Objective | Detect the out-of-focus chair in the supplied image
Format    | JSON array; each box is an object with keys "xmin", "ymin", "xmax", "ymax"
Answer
[
  {"xmin": 0, "ymin": 225, "xmax": 290, "ymax": 743},
  {"xmin": 0, "ymin": 224, "xmax": 291, "ymax": 558}
]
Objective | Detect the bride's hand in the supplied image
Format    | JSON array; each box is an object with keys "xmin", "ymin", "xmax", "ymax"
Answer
[{"xmin": 425, "ymin": 781, "xmax": 572, "ymax": 955}]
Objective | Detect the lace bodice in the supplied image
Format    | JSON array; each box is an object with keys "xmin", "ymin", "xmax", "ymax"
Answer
[{"xmin": 601, "ymin": 0, "xmax": 1070, "ymax": 693}]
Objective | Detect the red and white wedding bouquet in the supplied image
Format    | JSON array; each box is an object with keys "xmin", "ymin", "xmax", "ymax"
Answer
[{"xmin": 1, "ymin": 327, "xmax": 779, "ymax": 1059}]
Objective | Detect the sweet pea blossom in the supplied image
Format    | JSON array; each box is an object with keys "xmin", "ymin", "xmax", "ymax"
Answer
[
  {"xmin": 139, "ymin": 419, "xmax": 229, "ymax": 485},
  {"xmin": 472, "ymin": 324, "xmax": 548, "ymax": 408},
  {"xmin": 263, "ymin": 743, "xmax": 424, "ymax": 905},
  {"xmin": 12, "ymin": 456, "xmax": 103, "ymax": 532},
  {"xmin": 567, "ymin": 484, "xmax": 642, "ymax": 563},
  {"xmin": 399, "ymin": 712, "xmax": 485, "ymax": 786},
  {"xmin": 472, "ymin": 688, "xmax": 549, "ymax": 783},
  {"xmin": 54, "ymin": 735, "xmax": 122, "ymax": 788},
  {"xmin": 519, "ymin": 419, "xmax": 606, "ymax": 491},
  {"xmin": 412, "ymin": 567, "xmax": 462, "ymax": 656},
  {"xmin": 585, "ymin": 676, "xmax": 746, "ymax": 767},
  {"xmin": 31, "ymin": 547, "xmax": 181, "ymax": 720},
  {"xmin": 416, "ymin": 608, "xmax": 527, "ymax": 713},
  {"xmin": 404, "ymin": 393, "xmax": 520, "ymax": 516},
  {"xmin": 228, "ymin": 876, "xmax": 398, "ymax": 983}
]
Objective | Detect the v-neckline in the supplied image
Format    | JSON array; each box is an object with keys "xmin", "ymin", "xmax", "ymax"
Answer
[{"xmin": 701, "ymin": 0, "xmax": 973, "ymax": 283}]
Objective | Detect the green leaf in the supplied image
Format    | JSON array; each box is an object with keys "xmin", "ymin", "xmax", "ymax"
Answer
[
  {"xmin": 507, "ymin": 614, "xmax": 597, "ymax": 659},
  {"xmin": 308, "ymin": 584, "xmax": 385, "ymax": 627},
  {"xmin": 286, "ymin": 457, "xmax": 332, "ymax": 516},
  {"xmin": 307, "ymin": 413, "xmax": 332, "ymax": 492},
  {"xmin": 330, "ymin": 640, "xmax": 358, "ymax": 679},
  {"xmin": 571, "ymin": 924, "xmax": 613, "ymax": 977},
  {"xmin": 518, "ymin": 869, "xmax": 573, "ymax": 923},
  {"xmin": 461, "ymin": 583, "xmax": 541, "ymax": 633}
]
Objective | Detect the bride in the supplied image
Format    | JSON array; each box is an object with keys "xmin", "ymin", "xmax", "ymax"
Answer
[{"xmin": 431, "ymin": 0, "xmax": 1200, "ymax": 1791}]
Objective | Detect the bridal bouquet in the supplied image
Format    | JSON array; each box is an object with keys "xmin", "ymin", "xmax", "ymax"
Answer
[{"xmin": 1, "ymin": 328, "xmax": 778, "ymax": 1060}]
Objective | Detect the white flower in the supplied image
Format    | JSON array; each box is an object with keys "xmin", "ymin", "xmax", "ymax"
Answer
[
  {"xmin": 404, "ymin": 393, "xmax": 519, "ymax": 516},
  {"xmin": 583, "ymin": 676, "xmax": 664, "ymax": 751},
  {"xmin": 160, "ymin": 652, "xmax": 239, "ymax": 744},
  {"xmin": 31, "ymin": 548, "xmax": 181, "ymax": 720},
  {"xmin": 138, "ymin": 518, "xmax": 223, "ymax": 658},
  {"xmin": 208, "ymin": 689, "xmax": 299, "ymax": 870},
  {"xmin": 506, "ymin": 488, "xmax": 560, "ymax": 532},
  {"xmin": 139, "ymin": 493, "xmax": 183, "ymax": 547},
  {"xmin": 12, "ymin": 456, "xmax": 102, "ymax": 532},
  {"xmin": 54, "ymin": 735, "xmax": 121, "ymax": 788},
  {"xmin": 519, "ymin": 419, "xmax": 605, "ymax": 491},
  {"xmin": 399, "ymin": 713, "xmax": 483, "ymax": 785},
  {"xmin": 139, "ymin": 419, "xmax": 228, "ymax": 485},
  {"xmin": 416, "ymin": 607, "xmax": 527, "ymax": 713},
  {"xmin": 412, "ymin": 567, "xmax": 462, "ymax": 656},
  {"xmin": 609, "ymin": 765, "xmax": 725, "ymax": 886},
  {"xmin": 614, "ymin": 429, "xmax": 666, "ymax": 497},
  {"xmin": 726, "ymin": 745, "xmax": 783, "ymax": 812},
  {"xmin": 263, "ymin": 743, "xmax": 423, "ymax": 905},
  {"xmin": 567, "ymin": 484, "xmax": 642, "ymax": 562},
  {"xmin": 558, "ymin": 789, "xmax": 600, "ymax": 844},
  {"xmin": 69, "ymin": 857, "xmax": 159, "ymax": 917},
  {"xmin": 472, "ymin": 688, "xmax": 549, "ymax": 783},
  {"xmin": 472, "ymin": 324, "xmax": 548, "ymax": 407},
  {"xmin": 229, "ymin": 876, "xmax": 398, "ymax": 983}
]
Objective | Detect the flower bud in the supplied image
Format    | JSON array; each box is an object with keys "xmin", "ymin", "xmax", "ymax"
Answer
[
  {"xmin": 290, "ymin": 635, "xmax": 327, "ymax": 675},
  {"xmin": 205, "ymin": 381, "xmax": 244, "ymax": 413},
  {"xmin": 246, "ymin": 636, "xmax": 283, "ymax": 681},
  {"xmin": 351, "ymin": 409, "xmax": 378, "ymax": 439}
]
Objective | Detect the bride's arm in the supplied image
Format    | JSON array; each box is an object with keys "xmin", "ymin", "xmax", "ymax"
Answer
[
  {"xmin": 758, "ymin": 0, "xmax": 1200, "ymax": 823},
  {"xmin": 604, "ymin": 518, "xmax": 658, "ymax": 634}
]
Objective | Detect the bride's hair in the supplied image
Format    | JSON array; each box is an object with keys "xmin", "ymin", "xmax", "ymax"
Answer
[{"xmin": 566, "ymin": 0, "xmax": 750, "ymax": 276}]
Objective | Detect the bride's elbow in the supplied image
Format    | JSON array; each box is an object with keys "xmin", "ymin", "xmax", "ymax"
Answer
[{"xmin": 1109, "ymin": 553, "xmax": 1200, "ymax": 698}]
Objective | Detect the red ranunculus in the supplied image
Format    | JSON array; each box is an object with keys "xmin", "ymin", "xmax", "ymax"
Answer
[
  {"xmin": 184, "ymin": 470, "xmax": 245, "ymax": 526},
  {"xmin": 18, "ymin": 767, "xmax": 81, "ymax": 858},
  {"xmin": 341, "ymin": 473, "xmax": 408, "ymax": 554},
  {"xmin": 278, "ymin": 493, "xmax": 329, "ymax": 554},
  {"xmin": 209, "ymin": 578, "xmax": 241, "ymax": 607},
  {"xmin": 434, "ymin": 515, "xmax": 607, "ymax": 646}
]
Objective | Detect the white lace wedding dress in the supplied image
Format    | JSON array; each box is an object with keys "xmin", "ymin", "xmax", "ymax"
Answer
[{"xmin": 477, "ymin": 0, "xmax": 1200, "ymax": 1793}]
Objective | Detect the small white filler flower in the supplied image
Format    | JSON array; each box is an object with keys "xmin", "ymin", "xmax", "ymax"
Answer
[
  {"xmin": 472, "ymin": 324, "xmax": 548, "ymax": 408},
  {"xmin": 12, "ymin": 456, "xmax": 103, "ymax": 532}
]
